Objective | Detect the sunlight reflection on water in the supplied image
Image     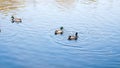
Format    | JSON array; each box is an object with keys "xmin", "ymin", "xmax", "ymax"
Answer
[{"xmin": 0, "ymin": 0, "xmax": 25, "ymax": 15}]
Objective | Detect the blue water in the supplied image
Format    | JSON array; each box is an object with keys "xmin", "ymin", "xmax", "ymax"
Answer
[{"xmin": 0, "ymin": 0, "xmax": 120, "ymax": 68}]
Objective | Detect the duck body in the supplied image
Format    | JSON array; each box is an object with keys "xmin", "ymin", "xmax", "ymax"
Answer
[
  {"xmin": 68, "ymin": 32, "xmax": 78, "ymax": 40},
  {"xmin": 68, "ymin": 36, "xmax": 78, "ymax": 40},
  {"xmin": 55, "ymin": 29, "xmax": 63, "ymax": 35},
  {"xmin": 12, "ymin": 18, "xmax": 22, "ymax": 22},
  {"xmin": 11, "ymin": 16, "xmax": 22, "ymax": 23},
  {"xmin": 55, "ymin": 27, "xmax": 63, "ymax": 35}
]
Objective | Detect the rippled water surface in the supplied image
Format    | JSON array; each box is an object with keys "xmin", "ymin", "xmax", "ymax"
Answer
[{"xmin": 0, "ymin": 0, "xmax": 120, "ymax": 68}]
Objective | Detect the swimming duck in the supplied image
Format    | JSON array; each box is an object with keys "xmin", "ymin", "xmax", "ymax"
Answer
[
  {"xmin": 11, "ymin": 16, "xmax": 22, "ymax": 23},
  {"xmin": 68, "ymin": 32, "xmax": 78, "ymax": 40},
  {"xmin": 55, "ymin": 27, "xmax": 63, "ymax": 35}
]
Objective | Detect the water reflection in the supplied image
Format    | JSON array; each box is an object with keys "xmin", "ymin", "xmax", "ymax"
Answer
[
  {"xmin": 81, "ymin": 0, "xmax": 97, "ymax": 4},
  {"xmin": 79, "ymin": 0, "xmax": 115, "ymax": 10},
  {"xmin": 0, "ymin": 0, "xmax": 25, "ymax": 15},
  {"xmin": 55, "ymin": 0, "xmax": 77, "ymax": 10}
]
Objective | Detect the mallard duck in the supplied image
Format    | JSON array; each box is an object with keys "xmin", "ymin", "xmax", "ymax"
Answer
[
  {"xmin": 68, "ymin": 32, "xmax": 78, "ymax": 40},
  {"xmin": 11, "ymin": 16, "xmax": 22, "ymax": 23},
  {"xmin": 55, "ymin": 27, "xmax": 63, "ymax": 35}
]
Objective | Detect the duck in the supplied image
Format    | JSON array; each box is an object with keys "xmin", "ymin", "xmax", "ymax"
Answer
[
  {"xmin": 68, "ymin": 32, "xmax": 78, "ymax": 40},
  {"xmin": 55, "ymin": 27, "xmax": 63, "ymax": 35},
  {"xmin": 11, "ymin": 16, "xmax": 22, "ymax": 23}
]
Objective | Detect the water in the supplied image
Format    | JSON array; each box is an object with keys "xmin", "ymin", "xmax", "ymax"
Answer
[{"xmin": 0, "ymin": 0, "xmax": 120, "ymax": 68}]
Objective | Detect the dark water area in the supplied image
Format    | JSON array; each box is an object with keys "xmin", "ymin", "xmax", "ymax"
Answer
[{"xmin": 0, "ymin": 0, "xmax": 120, "ymax": 68}]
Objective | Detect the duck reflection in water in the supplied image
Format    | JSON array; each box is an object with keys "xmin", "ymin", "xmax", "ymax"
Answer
[{"xmin": 11, "ymin": 16, "xmax": 22, "ymax": 23}]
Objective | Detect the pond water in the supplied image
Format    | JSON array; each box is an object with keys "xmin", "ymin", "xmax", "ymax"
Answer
[{"xmin": 0, "ymin": 0, "xmax": 120, "ymax": 68}]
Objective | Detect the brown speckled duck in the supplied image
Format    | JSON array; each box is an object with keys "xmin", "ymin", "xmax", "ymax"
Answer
[
  {"xmin": 68, "ymin": 32, "xmax": 78, "ymax": 40},
  {"xmin": 55, "ymin": 27, "xmax": 63, "ymax": 35},
  {"xmin": 11, "ymin": 16, "xmax": 22, "ymax": 23}
]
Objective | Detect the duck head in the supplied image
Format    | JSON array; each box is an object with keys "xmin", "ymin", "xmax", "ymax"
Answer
[
  {"xmin": 11, "ymin": 16, "xmax": 14, "ymax": 19},
  {"xmin": 75, "ymin": 32, "xmax": 78, "ymax": 36},
  {"xmin": 60, "ymin": 26, "xmax": 63, "ymax": 30}
]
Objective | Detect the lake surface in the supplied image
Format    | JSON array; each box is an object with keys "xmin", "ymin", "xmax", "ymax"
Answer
[{"xmin": 0, "ymin": 0, "xmax": 120, "ymax": 68}]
